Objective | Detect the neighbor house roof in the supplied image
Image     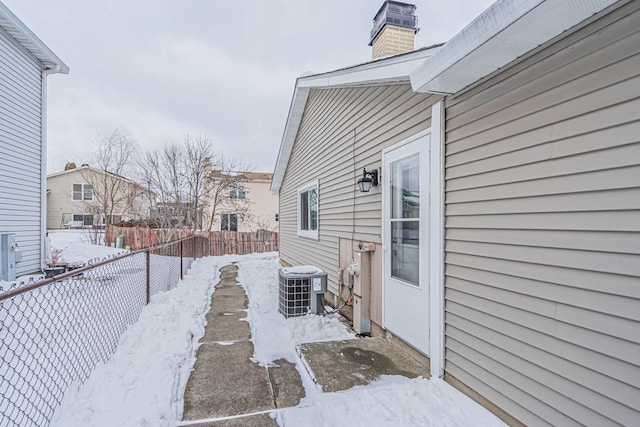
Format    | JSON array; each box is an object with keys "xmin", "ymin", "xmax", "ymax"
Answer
[
  {"xmin": 47, "ymin": 166, "xmax": 150, "ymax": 192},
  {"xmin": 209, "ymin": 171, "xmax": 274, "ymax": 182},
  {"xmin": 0, "ymin": 1, "xmax": 69, "ymax": 73},
  {"xmin": 48, "ymin": 166, "xmax": 131, "ymax": 181},
  {"xmin": 410, "ymin": 0, "xmax": 621, "ymax": 95},
  {"xmin": 241, "ymin": 172, "xmax": 273, "ymax": 181},
  {"xmin": 270, "ymin": 44, "xmax": 442, "ymax": 194}
]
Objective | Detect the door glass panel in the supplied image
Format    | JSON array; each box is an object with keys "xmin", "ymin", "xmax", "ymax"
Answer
[
  {"xmin": 390, "ymin": 152, "xmax": 420, "ymax": 286},
  {"xmin": 391, "ymin": 154, "xmax": 419, "ymax": 219},
  {"xmin": 391, "ymin": 221, "xmax": 419, "ymax": 285}
]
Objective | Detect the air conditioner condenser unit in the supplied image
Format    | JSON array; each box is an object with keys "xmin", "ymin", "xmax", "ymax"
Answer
[{"xmin": 278, "ymin": 266, "xmax": 327, "ymax": 318}]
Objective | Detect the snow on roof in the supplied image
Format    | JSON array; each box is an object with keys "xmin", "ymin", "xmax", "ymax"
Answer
[
  {"xmin": 0, "ymin": 1, "xmax": 69, "ymax": 73},
  {"xmin": 410, "ymin": 0, "xmax": 621, "ymax": 94}
]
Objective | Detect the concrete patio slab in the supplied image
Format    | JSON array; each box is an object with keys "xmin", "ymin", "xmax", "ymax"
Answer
[
  {"xmin": 182, "ymin": 341, "xmax": 274, "ymax": 420},
  {"xmin": 297, "ymin": 337, "xmax": 428, "ymax": 393},
  {"xmin": 186, "ymin": 412, "xmax": 278, "ymax": 427},
  {"xmin": 267, "ymin": 359, "xmax": 305, "ymax": 409}
]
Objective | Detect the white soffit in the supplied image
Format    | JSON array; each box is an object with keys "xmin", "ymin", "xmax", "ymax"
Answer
[
  {"xmin": 271, "ymin": 47, "xmax": 440, "ymax": 194},
  {"xmin": 410, "ymin": 0, "xmax": 619, "ymax": 94},
  {"xmin": 0, "ymin": 1, "xmax": 69, "ymax": 73}
]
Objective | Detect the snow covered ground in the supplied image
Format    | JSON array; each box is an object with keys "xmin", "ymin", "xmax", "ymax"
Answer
[
  {"xmin": 48, "ymin": 230, "xmax": 125, "ymax": 264},
  {"xmin": 48, "ymin": 252, "xmax": 505, "ymax": 427}
]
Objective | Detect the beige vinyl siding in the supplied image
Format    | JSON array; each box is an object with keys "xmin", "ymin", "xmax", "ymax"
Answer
[
  {"xmin": 279, "ymin": 84, "xmax": 436, "ymax": 294},
  {"xmin": 443, "ymin": 3, "xmax": 640, "ymax": 426},
  {"xmin": 0, "ymin": 26, "xmax": 43, "ymax": 275}
]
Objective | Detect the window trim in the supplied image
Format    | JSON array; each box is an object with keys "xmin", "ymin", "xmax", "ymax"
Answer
[
  {"xmin": 72, "ymin": 183, "xmax": 93, "ymax": 201},
  {"xmin": 228, "ymin": 182, "xmax": 246, "ymax": 199},
  {"xmin": 297, "ymin": 179, "xmax": 319, "ymax": 240},
  {"xmin": 220, "ymin": 212, "xmax": 239, "ymax": 232}
]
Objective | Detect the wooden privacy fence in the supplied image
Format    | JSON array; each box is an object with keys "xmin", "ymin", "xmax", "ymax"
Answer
[{"xmin": 105, "ymin": 225, "xmax": 278, "ymax": 256}]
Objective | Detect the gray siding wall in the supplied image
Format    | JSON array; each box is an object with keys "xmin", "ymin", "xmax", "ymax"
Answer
[
  {"xmin": 443, "ymin": 3, "xmax": 640, "ymax": 426},
  {"xmin": 279, "ymin": 84, "xmax": 436, "ymax": 294},
  {"xmin": 0, "ymin": 27, "xmax": 43, "ymax": 275}
]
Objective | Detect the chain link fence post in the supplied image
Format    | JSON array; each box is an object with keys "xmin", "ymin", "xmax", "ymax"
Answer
[
  {"xmin": 180, "ymin": 239, "xmax": 184, "ymax": 280},
  {"xmin": 145, "ymin": 249, "xmax": 150, "ymax": 304}
]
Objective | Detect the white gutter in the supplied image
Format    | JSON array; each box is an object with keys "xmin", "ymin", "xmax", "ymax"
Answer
[
  {"xmin": 410, "ymin": 0, "xmax": 621, "ymax": 94},
  {"xmin": 40, "ymin": 65, "xmax": 59, "ymax": 270}
]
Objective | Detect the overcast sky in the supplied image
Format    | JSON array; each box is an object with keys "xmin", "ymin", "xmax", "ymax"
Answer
[{"xmin": 5, "ymin": 0, "xmax": 495, "ymax": 174}]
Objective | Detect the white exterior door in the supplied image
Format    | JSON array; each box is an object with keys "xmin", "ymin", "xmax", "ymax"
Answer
[{"xmin": 383, "ymin": 132, "xmax": 430, "ymax": 354}]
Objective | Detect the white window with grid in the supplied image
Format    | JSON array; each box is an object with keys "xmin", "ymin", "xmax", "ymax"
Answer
[
  {"xmin": 220, "ymin": 212, "xmax": 239, "ymax": 231},
  {"xmin": 297, "ymin": 180, "xmax": 318, "ymax": 239},
  {"xmin": 72, "ymin": 183, "xmax": 93, "ymax": 201},
  {"xmin": 229, "ymin": 182, "xmax": 246, "ymax": 199}
]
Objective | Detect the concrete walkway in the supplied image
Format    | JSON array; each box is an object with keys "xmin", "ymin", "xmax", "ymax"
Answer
[
  {"xmin": 181, "ymin": 264, "xmax": 304, "ymax": 426},
  {"xmin": 181, "ymin": 263, "xmax": 430, "ymax": 426}
]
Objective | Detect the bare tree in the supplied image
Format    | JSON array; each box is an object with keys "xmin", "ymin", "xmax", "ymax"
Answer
[
  {"xmin": 136, "ymin": 135, "xmax": 253, "ymax": 241},
  {"xmin": 136, "ymin": 145, "xmax": 186, "ymax": 243},
  {"xmin": 81, "ymin": 127, "xmax": 140, "ymax": 236},
  {"xmin": 253, "ymin": 214, "xmax": 277, "ymax": 232},
  {"xmin": 183, "ymin": 135, "xmax": 213, "ymax": 230}
]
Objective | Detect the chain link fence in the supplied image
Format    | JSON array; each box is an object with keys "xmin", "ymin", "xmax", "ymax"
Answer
[{"xmin": 0, "ymin": 236, "xmax": 210, "ymax": 427}]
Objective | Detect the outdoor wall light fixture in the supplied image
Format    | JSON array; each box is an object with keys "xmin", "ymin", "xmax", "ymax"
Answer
[{"xmin": 357, "ymin": 168, "xmax": 379, "ymax": 192}]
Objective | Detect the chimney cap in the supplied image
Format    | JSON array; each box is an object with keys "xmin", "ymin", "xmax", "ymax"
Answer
[{"xmin": 369, "ymin": 1, "xmax": 418, "ymax": 46}]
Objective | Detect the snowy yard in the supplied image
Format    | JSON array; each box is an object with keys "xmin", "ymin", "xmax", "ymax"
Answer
[
  {"xmin": 48, "ymin": 230, "xmax": 124, "ymax": 264},
  {"xmin": 47, "ymin": 251, "xmax": 505, "ymax": 427}
]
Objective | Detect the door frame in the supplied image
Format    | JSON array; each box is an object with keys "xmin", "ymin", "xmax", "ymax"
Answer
[
  {"xmin": 429, "ymin": 101, "xmax": 444, "ymax": 379},
  {"xmin": 381, "ymin": 101, "xmax": 444, "ymax": 378},
  {"xmin": 381, "ymin": 129, "xmax": 430, "ymax": 354}
]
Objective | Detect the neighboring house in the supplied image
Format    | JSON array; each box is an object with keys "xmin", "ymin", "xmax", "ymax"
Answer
[
  {"xmin": 46, "ymin": 166, "xmax": 152, "ymax": 229},
  {"xmin": 205, "ymin": 172, "xmax": 278, "ymax": 232},
  {"xmin": 272, "ymin": 1, "xmax": 640, "ymax": 426},
  {"xmin": 150, "ymin": 202, "xmax": 201, "ymax": 229},
  {"xmin": 0, "ymin": 2, "xmax": 68, "ymax": 275}
]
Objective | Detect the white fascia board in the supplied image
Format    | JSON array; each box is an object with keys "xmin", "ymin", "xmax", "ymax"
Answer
[
  {"xmin": 270, "ymin": 85, "xmax": 310, "ymax": 194},
  {"xmin": 270, "ymin": 47, "xmax": 440, "ymax": 194},
  {"xmin": 299, "ymin": 47, "xmax": 440, "ymax": 89},
  {"xmin": 410, "ymin": 0, "xmax": 619, "ymax": 94},
  {"xmin": 0, "ymin": 1, "xmax": 69, "ymax": 73}
]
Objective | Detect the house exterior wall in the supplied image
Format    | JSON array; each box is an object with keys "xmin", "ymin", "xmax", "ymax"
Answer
[
  {"xmin": 205, "ymin": 175, "xmax": 279, "ymax": 232},
  {"xmin": 243, "ymin": 179, "xmax": 278, "ymax": 231},
  {"xmin": 442, "ymin": 3, "xmax": 640, "ymax": 426},
  {"xmin": 47, "ymin": 171, "xmax": 90, "ymax": 229},
  {"xmin": 279, "ymin": 84, "xmax": 437, "ymax": 299},
  {"xmin": 46, "ymin": 168, "xmax": 151, "ymax": 229},
  {"xmin": 0, "ymin": 27, "xmax": 43, "ymax": 275}
]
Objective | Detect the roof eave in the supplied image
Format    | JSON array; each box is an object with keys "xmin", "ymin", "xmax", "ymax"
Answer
[
  {"xmin": 0, "ymin": 2, "xmax": 69, "ymax": 74},
  {"xmin": 270, "ymin": 46, "xmax": 441, "ymax": 194},
  {"xmin": 410, "ymin": 0, "xmax": 621, "ymax": 95}
]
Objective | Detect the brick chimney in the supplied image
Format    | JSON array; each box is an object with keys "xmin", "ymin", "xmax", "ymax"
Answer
[{"xmin": 369, "ymin": 1, "xmax": 419, "ymax": 59}]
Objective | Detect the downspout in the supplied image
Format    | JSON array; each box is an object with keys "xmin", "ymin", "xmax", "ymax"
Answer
[{"xmin": 40, "ymin": 65, "xmax": 60, "ymax": 271}]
